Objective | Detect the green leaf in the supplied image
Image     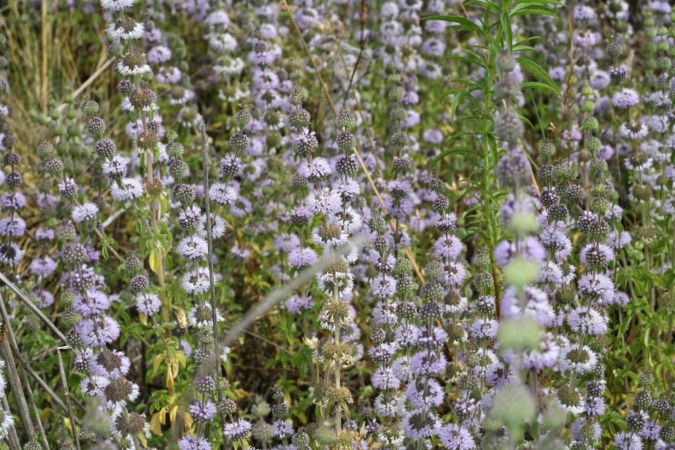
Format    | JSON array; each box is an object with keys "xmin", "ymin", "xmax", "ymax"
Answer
[
  {"xmin": 449, "ymin": 87, "xmax": 475, "ymax": 119},
  {"xmin": 421, "ymin": 15, "xmax": 484, "ymax": 36},
  {"xmin": 500, "ymin": 13, "xmax": 513, "ymax": 50},
  {"xmin": 517, "ymin": 56, "xmax": 560, "ymax": 94},
  {"xmin": 448, "ymin": 53, "xmax": 487, "ymax": 70},
  {"xmin": 431, "ymin": 146, "xmax": 477, "ymax": 166},
  {"xmin": 511, "ymin": 5, "xmax": 556, "ymax": 17},
  {"xmin": 512, "ymin": 44, "xmax": 536, "ymax": 52},
  {"xmin": 465, "ymin": 0, "xmax": 501, "ymax": 13},
  {"xmin": 521, "ymin": 81, "xmax": 562, "ymax": 96},
  {"xmin": 515, "ymin": 0, "xmax": 564, "ymax": 6}
]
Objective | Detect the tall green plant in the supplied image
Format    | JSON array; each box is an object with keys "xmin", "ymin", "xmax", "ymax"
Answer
[{"xmin": 425, "ymin": 0, "xmax": 561, "ymax": 310}]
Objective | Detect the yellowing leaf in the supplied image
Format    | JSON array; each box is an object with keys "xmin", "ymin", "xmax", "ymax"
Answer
[
  {"xmin": 152, "ymin": 354, "xmax": 164, "ymax": 373},
  {"xmin": 234, "ymin": 388, "xmax": 248, "ymax": 400},
  {"xmin": 159, "ymin": 194, "xmax": 169, "ymax": 216},
  {"xmin": 150, "ymin": 408, "xmax": 166, "ymax": 435},
  {"xmin": 149, "ymin": 248, "xmax": 161, "ymax": 274},
  {"xmin": 175, "ymin": 350, "xmax": 187, "ymax": 368},
  {"xmin": 175, "ymin": 307, "xmax": 187, "ymax": 329},
  {"xmin": 169, "ymin": 405, "xmax": 179, "ymax": 424},
  {"xmin": 166, "ymin": 365, "xmax": 175, "ymax": 394},
  {"xmin": 183, "ymin": 412, "xmax": 193, "ymax": 434},
  {"xmin": 137, "ymin": 432, "xmax": 148, "ymax": 448},
  {"xmin": 139, "ymin": 313, "xmax": 148, "ymax": 326}
]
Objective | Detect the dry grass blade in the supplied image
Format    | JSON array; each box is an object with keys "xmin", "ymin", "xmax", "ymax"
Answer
[{"xmin": 0, "ymin": 272, "xmax": 68, "ymax": 345}]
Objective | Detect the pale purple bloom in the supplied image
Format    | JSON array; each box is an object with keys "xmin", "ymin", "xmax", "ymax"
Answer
[
  {"xmin": 177, "ymin": 235, "xmax": 209, "ymax": 261},
  {"xmin": 223, "ymin": 418, "xmax": 252, "ymax": 441},
  {"xmin": 371, "ymin": 366, "xmax": 400, "ymax": 390},
  {"xmin": 111, "ymin": 177, "xmax": 144, "ymax": 201},
  {"xmin": 406, "ymin": 378, "xmax": 444, "ymax": 408},
  {"xmin": 72, "ymin": 203, "xmax": 99, "ymax": 224},
  {"xmin": 78, "ymin": 315, "xmax": 120, "ymax": 347},
  {"xmin": 178, "ymin": 436, "xmax": 211, "ymax": 450},
  {"xmin": 614, "ymin": 432, "xmax": 643, "ymax": 450},
  {"xmin": 73, "ymin": 289, "xmax": 112, "ymax": 317},
  {"xmin": 272, "ymin": 419, "xmax": 293, "ymax": 439},
  {"xmin": 578, "ymin": 273, "xmax": 615, "ymax": 304},
  {"xmin": 402, "ymin": 409, "xmax": 440, "ymax": 439},
  {"xmin": 288, "ymin": 247, "xmax": 317, "ymax": 269},
  {"xmin": 30, "ymin": 256, "xmax": 57, "ymax": 277},
  {"xmin": 32, "ymin": 289, "xmax": 54, "ymax": 308},
  {"xmin": 433, "ymin": 234, "xmax": 463, "ymax": 260},
  {"xmin": 613, "ymin": 89, "xmax": 640, "ymax": 109},
  {"xmin": 284, "ymin": 294, "xmax": 312, "ymax": 314},
  {"xmin": 189, "ymin": 400, "xmax": 217, "ymax": 422},
  {"xmin": 439, "ymin": 423, "xmax": 476, "ymax": 450},
  {"xmin": 567, "ymin": 307, "xmax": 608, "ymax": 336},
  {"xmin": 371, "ymin": 274, "xmax": 397, "ymax": 299},
  {"xmin": 135, "ymin": 293, "xmax": 161, "ymax": 315}
]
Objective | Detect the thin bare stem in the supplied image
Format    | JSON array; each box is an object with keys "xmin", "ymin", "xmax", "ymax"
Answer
[
  {"xmin": 0, "ymin": 292, "xmax": 35, "ymax": 441},
  {"xmin": 201, "ymin": 124, "xmax": 219, "ymax": 346},
  {"xmin": 40, "ymin": 0, "xmax": 48, "ymax": 113},
  {"xmin": 57, "ymin": 347, "xmax": 81, "ymax": 450},
  {"xmin": 341, "ymin": 0, "xmax": 367, "ymax": 108},
  {"xmin": 1, "ymin": 395, "xmax": 21, "ymax": 450},
  {"xmin": 101, "ymin": 207, "xmax": 128, "ymax": 229},
  {"xmin": 26, "ymin": 377, "xmax": 50, "ymax": 450}
]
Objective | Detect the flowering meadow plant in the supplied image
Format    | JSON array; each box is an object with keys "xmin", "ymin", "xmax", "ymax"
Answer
[{"xmin": 0, "ymin": 0, "xmax": 673, "ymax": 448}]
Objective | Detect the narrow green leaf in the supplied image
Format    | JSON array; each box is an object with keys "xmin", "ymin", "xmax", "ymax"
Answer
[
  {"xmin": 515, "ymin": 0, "xmax": 563, "ymax": 6},
  {"xmin": 420, "ymin": 15, "xmax": 484, "ymax": 36},
  {"xmin": 512, "ymin": 44, "xmax": 536, "ymax": 52},
  {"xmin": 431, "ymin": 147, "xmax": 477, "ymax": 166},
  {"xmin": 465, "ymin": 0, "xmax": 501, "ymax": 13},
  {"xmin": 511, "ymin": 5, "xmax": 556, "ymax": 17},
  {"xmin": 517, "ymin": 56, "xmax": 560, "ymax": 94},
  {"xmin": 521, "ymin": 81, "xmax": 560, "ymax": 96}
]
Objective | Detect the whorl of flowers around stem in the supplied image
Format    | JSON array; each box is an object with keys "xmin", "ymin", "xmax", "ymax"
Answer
[
  {"xmin": 27, "ymin": 136, "xmax": 60, "ymax": 309},
  {"xmin": 310, "ymin": 109, "xmax": 365, "ymax": 447},
  {"xmin": 43, "ymin": 99, "xmax": 148, "ymax": 446},
  {"xmin": 249, "ymin": 384, "xmax": 304, "ymax": 449},
  {"xmin": 623, "ymin": 9, "xmax": 673, "ymax": 221},
  {"xmin": 201, "ymin": 6, "xmax": 247, "ymax": 96},
  {"xmin": 612, "ymin": 372, "xmax": 675, "ymax": 448},
  {"xmin": 139, "ymin": 5, "xmax": 203, "ymax": 130},
  {"xmin": 367, "ymin": 213, "xmax": 405, "ymax": 448},
  {"xmin": 0, "ymin": 55, "xmax": 26, "ymax": 275},
  {"xmin": 278, "ymin": 82, "xmax": 317, "ymax": 315},
  {"xmin": 0, "ymin": 358, "xmax": 14, "ymax": 441},
  {"xmin": 103, "ymin": 1, "xmax": 233, "ymax": 446},
  {"xmin": 381, "ymin": 75, "xmax": 418, "ymax": 231}
]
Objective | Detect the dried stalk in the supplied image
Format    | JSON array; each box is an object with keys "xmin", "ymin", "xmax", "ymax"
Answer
[
  {"xmin": 55, "ymin": 57, "xmax": 115, "ymax": 114},
  {"xmin": 0, "ymin": 292, "xmax": 35, "ymax": 441},
  {"xmin": 1, "ymin": 395, "xmax": 21, "ymax": 450},
  {"xmin": 57, "ymin": 347, "xmax": 81, "ymax": 450},
  {"xmin": 40, "ymin": 0, "xmax": 48, "ymax": 113},
  {"xmin": 26, "ymin": 378, "xmax": 50, "ymax": 450}
]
